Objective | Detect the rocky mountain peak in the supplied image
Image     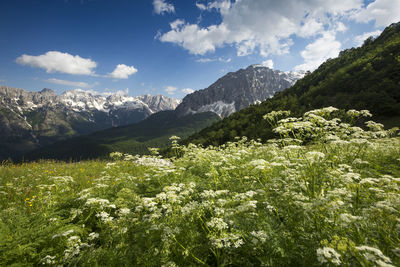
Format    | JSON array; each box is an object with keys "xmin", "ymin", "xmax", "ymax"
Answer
[
  {"xmin": 40, "ymin": 88, "xmax": 56, "ymax": 95},
  {"xmin": 175, "ymin": 64, "xmax": 304, "ymax": 118}
]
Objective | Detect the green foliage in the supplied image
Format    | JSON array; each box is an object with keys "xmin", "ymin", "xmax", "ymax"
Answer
[
  {"xmin": 25, "ymin": 111, "xmax": 220, "ymax": 161},
  {"xmin": 1, "ymin": 108, "xmax": 400, "ymax": 266},
  {"xmin": 186, "ymin": 22, "xmax": 400, "ymax": 147}
]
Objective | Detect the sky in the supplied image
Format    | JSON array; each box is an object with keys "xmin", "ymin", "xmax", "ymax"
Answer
[{"xmin": 0, "ymin": 0, "xmax": 399, "ymax": 98}]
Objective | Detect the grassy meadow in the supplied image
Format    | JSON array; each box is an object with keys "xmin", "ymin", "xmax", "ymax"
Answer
[{"xmin": 1, "ymin": 107, "xmax": 400, "ymax": 266}]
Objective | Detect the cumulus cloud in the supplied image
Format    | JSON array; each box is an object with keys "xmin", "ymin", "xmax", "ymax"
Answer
[
  {"xmin": 160, "ymin": 21, "xmax": 230, "ymax": 55},
  {"xmin": 108, "ymin": 64, "xmax": 138, "ymax": 79},
  {"xmin": 165, "ymin": 86, "xmax": 178, "ymax": 95},
  {"xmin": 294, "ymin": 32, "xmax": 341, "ymax": 71},
  {"xmin": 354, "ymin": 30, "xmax": 382, "ymax": 46},
  {"xmin": 182, "ymin": 88, "xmax": 195, "ymax": 94},
  {"xmin": 159, "ymin": 0, "xmax": 363, "ymax": 56},
  {"xmin": 153, "ymin": 0, "xmax": 175, "ymax": 14},
  {"xmin": 46, "ymin": 78, "xmax": 95, "ymax": 88},
  {"xmin": 261, "ymin": 59, "xmax": 274, "ymax": 69},
  {"xmin": 16, "ymin": 51, "xmax": 97, "ymax": 75},
  {"xmin": 353, "ymin": 0, "xmax": 400, "ymax": 27}
]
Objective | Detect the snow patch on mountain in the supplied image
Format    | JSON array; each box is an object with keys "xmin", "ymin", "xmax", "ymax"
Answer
[{"xmin": 188, "ymin": 101, "xmax": 236, "ymax": 118}]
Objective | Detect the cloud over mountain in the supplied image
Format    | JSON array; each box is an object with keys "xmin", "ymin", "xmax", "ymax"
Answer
[{"xmin": 108, "ymin": 64, "xmax": 138, "ymax": 79}]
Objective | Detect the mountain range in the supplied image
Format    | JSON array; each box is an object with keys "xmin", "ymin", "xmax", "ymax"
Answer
[
  {"xmin": 5, "ymin": 21, "xmax": 399, "ymax": 161},
  {"xmin": 0, "ymin": 87, "xmax": 180, "ymax": 160},
  {"xmin": 18, "ymin": 65, "xmax": 303, "ymax": 160}
]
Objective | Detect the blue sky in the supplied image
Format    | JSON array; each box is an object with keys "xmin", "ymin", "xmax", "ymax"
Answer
[{"xmin": 0, "ymin": 0, "xmax": 399, "ymax": 98}]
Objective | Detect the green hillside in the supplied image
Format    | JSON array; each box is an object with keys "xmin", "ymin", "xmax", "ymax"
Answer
[
  {"xmin": 25, "ymin": 111, "xmax": 219, "ymax": 161},
  {"xmin": 186, "ymin": 22, "xmax": 400, "ymax": 147}
]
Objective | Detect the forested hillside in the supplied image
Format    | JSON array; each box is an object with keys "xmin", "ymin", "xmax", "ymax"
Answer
[
  {"xmin": 26, "ymin": 111, "xmax": 219, "ymax": 161},
  {"xmin": 186, "ymin": 22, "xmax": 400, "ymax": 147}
]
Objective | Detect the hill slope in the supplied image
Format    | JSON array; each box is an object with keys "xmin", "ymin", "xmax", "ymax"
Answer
[
  {"xmin": 186, "ymin": 22, "xmax": 400, "ymax": 147},
  {"xmin": 26, "ymin": 111, "xmax": 219, "ymax": 160}
]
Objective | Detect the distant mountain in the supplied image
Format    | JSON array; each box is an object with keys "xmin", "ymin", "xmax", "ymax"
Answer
[
  {"xmin": 185, "ymin": 22, "xmax": 400, "ymax": 147},
  {"xmin": 0, "ymin": 86, "xmax": 180, "ymax": 160},
  {"xmin": 21, "ymin": 64, "xmax": 304, "ymax": 161},
  {"xmin": 175, "ymin": 65, "xmax": 304, "ymax": 117}
]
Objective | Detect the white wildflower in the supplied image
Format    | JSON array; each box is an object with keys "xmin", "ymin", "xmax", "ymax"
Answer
[
  {"xmin": 356, "ymin": 246, "xmax": 394, "ymax": 266},
  {"xmin": 317, "ymin": 247, "xmax": 341, "ymax": 265},
  {"xmin": 207, "ymin": 217, "xmax": 228, "ymax": 231},
  {"xmin": 88, "ymin": 232, "xmax": 99, "ymax": 241},
  {"xmin": 96, "ymin": 211, "xmax": 114, "ymax": 223}
]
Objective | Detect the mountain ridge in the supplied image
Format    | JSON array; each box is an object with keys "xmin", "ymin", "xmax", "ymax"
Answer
[
  {"xmin": 0, "ymin": 86, "xmax": 180, "ymax": 160},
  {"xmin": 175, "ymin": 66, "xmax": 305, "ymax": 117}
]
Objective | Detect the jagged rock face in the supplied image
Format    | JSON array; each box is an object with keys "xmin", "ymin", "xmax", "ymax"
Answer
[
  {"xmin": 175, "ymin": 65, "xmax": 305, "ymax": 118},
  {"xmin": 0, "ymin": 86, "xmax": 180, "ymax": 158}
]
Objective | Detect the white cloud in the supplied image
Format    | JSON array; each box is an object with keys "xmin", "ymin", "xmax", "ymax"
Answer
[
  {"xmin": 153, "ymin": 0, "xmax": 175, "ymax": 14},
  {"xmin": 16, "ymin": 51, "xmax": 97, "ymax": 75},
  {"xmin": 207, "ymin": 0, "xmax": 232, "ymax": 13},
  {"xmin": 101, "ymin": 88, "xmax": 129, "ymax": 96},
  {"xmin": 294, "ymin": 32, "xmax": 341, "ymax": 71},
  {"xmin": 196, "ymin": 2, "xmax": 206, "ymax": 10},
  {"xmin": 160, "ymin": 21, "xmax": 230, "ymax": 55},
  {"xmin": 46, "ymin": 78, "xmax": 95, "ymax": 88},
  {"xmin": 353, "ymin": 0, "xmax": 400, "ymax": 27},
  {"xmin": 170, "ymin": 19, "xmax": 185, "ymax": 29},
  {"xmin": 262, "ymin": 59, "xmax": 274, "ymax": 69},
  {"xmin": 182, "ymin": 88, "xmax": 195, "ymax": 94},
  {"xmin": 165, "ymin": 86, "xmax": 178, "ymax": 95},
  {"xmin": 159, "ymin": 0, "xmax": 362, "ymax": 56},
  {"xmin": 354, "ymin": 30, "xmax": 382, "ymax": 46},
  {"xmin": 298, "ymin": 19, "xmax": 324, "ymax": 38},
  {"xmin": 108, "ymin": 64, "xmax": 138, "ymax": 79},
  {"xmin": 335, "ymin": 22, "xmax": 348, "ymax": 33},
  {"xmin": 196, "ymin": 58, "xmax": 214, "ymax": 63}
]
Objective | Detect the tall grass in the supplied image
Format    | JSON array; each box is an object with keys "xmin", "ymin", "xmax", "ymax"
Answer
[{"xmin": 1, "ymin": 107, "xmax": 399, "ymax": 266}]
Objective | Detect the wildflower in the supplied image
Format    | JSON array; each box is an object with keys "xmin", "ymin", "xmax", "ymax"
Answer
[
  {"xmin": 249, "ymin": 159, "xmax": 267, "ymax": 170},
  {"xmin": 317, "ymin": 247, "xmax": 341, "ymax": 265},
  {"xmin": 207, "ymin": 217, "xmax": 228, "ymax": 231},
  {"xmin": 96, "ymin": 211, "xmax": 114, "ymax": 223},
  {"xmin": 88, "ymin": 232, "xmax": 99, "ymax": 241},
  {"xmin": 40, "ymin": 255, "xmax": 56, "ymax": 265},
  {"xmin": 118, "ymin": 208, "xmax": 131, "ymax": 216},
  {"xmin": 210, "ymin": 233, "xmax": 244, "ymax": 249},
  {"xmin": 251, "ymin": 230, "xmax": 268, "ymax": 244},
  {"xmin": 305, "ymin": 151, "xmax": 325, "ymax": 162},
  {"xmin": 109, "ymin": 152, "xmax": 123, "ymax": 160},
  {"xmin": 56, "ymin": 229, "xmax": 72, "ymax": 237},
  {"xmin": 356, "ymin": 246, "xmax": 394, "ymax": 266}
]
